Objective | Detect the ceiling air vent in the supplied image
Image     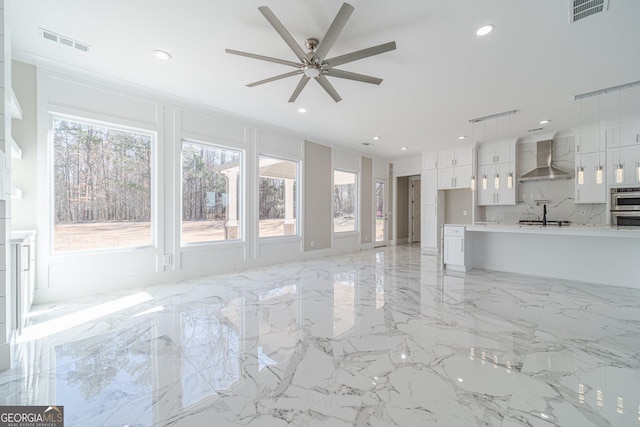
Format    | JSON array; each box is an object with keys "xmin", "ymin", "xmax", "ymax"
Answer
[
  {"xmin": 570, "ymin": 0, "xmax": 609, "ymax": 23},
  {"xmin": 40, "ymin": 28, "xmax": 90, "ymax": 52}
]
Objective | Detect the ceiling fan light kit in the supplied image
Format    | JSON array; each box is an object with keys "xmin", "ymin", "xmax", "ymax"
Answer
[{"xmin": 226, "ymin": 3, "xmax": 396, "ymax": 103}]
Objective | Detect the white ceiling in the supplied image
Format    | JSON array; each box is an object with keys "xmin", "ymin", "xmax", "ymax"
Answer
[{"xmin": 7, "ymin": 0, "xmax": 640, "ymax": 159}]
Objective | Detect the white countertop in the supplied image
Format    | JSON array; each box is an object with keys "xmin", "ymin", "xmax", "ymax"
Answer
[{"xmin": 463, "ymin": 222, "xmax": 640, "ymax": 238}]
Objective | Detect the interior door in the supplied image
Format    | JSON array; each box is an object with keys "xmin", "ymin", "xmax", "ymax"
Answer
[
  {"xmin": 375, "ymin": 179, "xmax": 387, "ymax": 247},
  {"xmin": 411, "ymin": 178, "xmax": 421, "ymax": 242}
]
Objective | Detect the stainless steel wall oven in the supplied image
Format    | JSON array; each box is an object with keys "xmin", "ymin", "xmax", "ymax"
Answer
[{"xmin": 610, "ymin": 187, "xmax": 640, "ymax": 227}]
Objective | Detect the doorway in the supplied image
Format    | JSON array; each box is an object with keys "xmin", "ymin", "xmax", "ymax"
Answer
[
  {"xmin": 375, "ymin": 179, "xmax": 387, "ymax": 247},
  {"xmin": 410, "ymin": 176, "xmax": 421, "ymax": 243}
]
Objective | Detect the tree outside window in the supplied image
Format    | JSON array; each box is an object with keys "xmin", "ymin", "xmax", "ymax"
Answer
[
  {"xmin": 258, "ymin": 156, "xmax": 299, "ymax": 237},
  {"xmin": 334, "ymin": 170, "xmax": 357, "ymax": 233},
  {"xmin": 52, "ymin": 117, "xmax": 153, "ymax": 252},
  {"xmin": 182, "ymin": 141, "xmax": 242, "ymax": 244}
]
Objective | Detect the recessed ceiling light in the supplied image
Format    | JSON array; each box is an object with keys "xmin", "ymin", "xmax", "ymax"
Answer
[
  {"xmin": 373, "ymin": 136, "xmax": 381, "ymax": 140},
  {"xmin": 458, "ymin": 136, "xmax": 467, "ymax": 140},
  {"xmin": 476, "ymin": 25, "xmax": 495, "ymax": 36},
  {"xmin": 297, "ymin": 107, "xmax": 307, "ymax": 113},
  {"xmin": 153, "ymin": 50, "xmax": 172, "ymax": 61},
  {"xmin": 401, "ymin": 147, "xmax": 408, "ymax": 151},
  {"xmin": 539, "ymin": 119, "xmax": 551, "ymax": 124}
]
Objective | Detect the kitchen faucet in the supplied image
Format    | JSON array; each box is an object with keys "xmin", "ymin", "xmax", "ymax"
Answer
[{"xmin": 542, "ymin": 204, "xmax": 547, "ymax": 226}]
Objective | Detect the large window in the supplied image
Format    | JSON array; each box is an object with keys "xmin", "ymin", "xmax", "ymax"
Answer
[
  {"xmin": 52, "ymin": 116, "xmax": 153, "ymax": 252},
  {"xmin": 333, "ymin": 170, "xmax": 357, "ymax": 233},
  {"xmin": 258, "ymin": 156, "xmax": 299, "ymax": 237},
  {"xmin": 181, "ymin": 141, "xmax": 242, "ymax": 244}
]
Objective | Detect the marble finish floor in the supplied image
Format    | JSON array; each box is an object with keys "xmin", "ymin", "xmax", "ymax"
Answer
[{"xmin": 1, "ymin": 244, "xmax": 640, "ymax": 426}]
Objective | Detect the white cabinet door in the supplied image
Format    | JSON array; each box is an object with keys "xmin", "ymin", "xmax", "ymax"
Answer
[
  {"xmin": 608, "ymin": 123, "xmax": 640, "ymax": 149},
  {"xmin": 455, "ymin": 147, "xmax": 473, "ymax": 166},
  {"xmin": 422, "ymin": 169, "xmax": 438, "ymax": 205},
  {"xmin": 608, "ymin": 146, "xmax": 640, "ymax": 185},
  {"xmin": 576, "ymin": 130, "xmax": 603, "ymax": 154},
  {"xmin": 477, "ymin": 165, "xmax": 494, "ymax": 206},
  {"xmin": 422, "ymin": 153, "xmax": 438, "ymax": 170},
  {"xmin": 437, "ymin": 167, "xmax": 455, "ymax": 190},
  {"xmin": 496, "ymin": 162, "xmax": 516, "ymax": 205},
  {"xmin": 477, "ymin": 144, "xmax": 495, "ymax": 166},
  {"xmin": 422, "ymin": 204, "xmax": 438, "ymax": 249},
  {"xmin": 494, "ymin": 141, "xmax": 515, "ymax": 164},
  {"xmin": 438, "ymin": 150, "xmax": 455, "ymax": 168},
  {"xmin": 444, "ymin": 235, "xmax": 465, "ymax": 266},
  {"xmin": 453, "ymin": 164, "xmax": 473, "ymax": 189},
  {"xmin": 575, "ymin": 152, "xmax": 606, "ymax": 203}
]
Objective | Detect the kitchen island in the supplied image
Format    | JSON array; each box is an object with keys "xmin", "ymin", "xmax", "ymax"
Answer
[{"xmin": 452, "ymin": 223, "xmax": 640, "ymax": 289}]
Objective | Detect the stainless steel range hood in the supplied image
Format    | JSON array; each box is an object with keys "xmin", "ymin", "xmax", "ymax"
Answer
[{"xmin": 519, "ymin": 140, "xmax": 571, "ymax": 182}]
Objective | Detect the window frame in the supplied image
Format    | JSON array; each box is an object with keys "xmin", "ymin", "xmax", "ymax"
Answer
[
  {"xmin": 333, "ymin": 168, "xmax": 359, "ymax": 234},
  {"xmin": 48, "ymin": 112, "xmax": 158, "ymax": 255},
  {"xmin": 180, "ymin": 138, "xmax": 245, "ymax": 247},
  {"xmin": 257, "ymin": 154, "xmax": 301, "ymax": 240}
]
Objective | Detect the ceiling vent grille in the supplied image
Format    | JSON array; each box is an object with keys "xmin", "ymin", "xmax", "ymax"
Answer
[
  {"xmin": 40, "ymin": 28, "xmax": 90, "ymax": 52},
  {"xmin": 570, "ymin": 0, "xmax": 609, "ymax": 23}
]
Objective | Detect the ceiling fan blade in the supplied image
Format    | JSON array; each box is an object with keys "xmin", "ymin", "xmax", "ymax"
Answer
[
  {"xmin": 247, "ymin": 70, "xmax": 303, "ymax": 87},
  {"xmin": 311, "ymin": 3, "xmax": 355, "ymax": 63},
  {"xmin": 258, "ymin": 6, "xmax": 308, "ymax": 63},
  {"xmin": 324, "ymin": 69, "xmax": 383, "ymax": 85},
  {"xmin": 288, "ymin": 75, "xmax": 311, "ymax": 103},
  {"xmin": 225, "ymin": 49, "xmax": 301, "ymax": 68},
  {"xmin": 315, "ymin": 75, "xmax": 342, "ymax": 102},
  {"xmin": 324, "ymin": 41, "xmax": 396, "ymax": 68}
]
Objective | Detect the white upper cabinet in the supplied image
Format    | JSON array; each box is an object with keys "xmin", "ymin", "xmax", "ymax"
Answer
[
  {"xmin": 436, "ymin": 146, "xmax": 473, "ymax": 190},
  {"xmin": 438, "ymin": 147, "xmax": 472, "ymax": 168},
  {"xmin": 422, "ymin": 153, "xmax": 438, "ymax": 170},
  {"xmin": 478, "ymin": 140, "xmax": 515, "ymax": 165},
  {"xmin": 476, "ymin": 139, "xmax": 517, "ymax": 206},
  {"xmin": 606, "ymin": 121, "xmax": 640, "ymax": 149},
  {"xmin": 575, "ymin": 129, "xmax": 605, "ymax": 154}
]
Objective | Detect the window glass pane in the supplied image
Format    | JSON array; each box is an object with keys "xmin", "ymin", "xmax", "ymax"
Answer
[
  {"xmin": 53, "ymin": 117, "xmax": 152, "ymax": 252},
  {"xmin": 182, "ymin": 141, "xmax": 241, "ymax": 244},
  {"xmin": 259, "ymin": 156, "xmax": 298, "ymax": 237},
  {"xmin": 334, "ymin": 170, "xmax": 357, "ymax": 233}
]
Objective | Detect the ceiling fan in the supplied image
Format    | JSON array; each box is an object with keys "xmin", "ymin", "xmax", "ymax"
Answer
[{"xmin": 225, "ymin": 3, "xmax": 396, "ymax": 103}]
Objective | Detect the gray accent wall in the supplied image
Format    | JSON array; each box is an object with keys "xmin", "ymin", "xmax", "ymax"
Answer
[
  {"xmin": 444, "ymin": 189, "xmax": 472, "ymax": 225},
  {"xmin": 361, "ymin": 156, "xmax": 373, "ymax": 244},
  {"xmin": 304, "ymin": 141, "xmax": 331, "ymax": 251}
]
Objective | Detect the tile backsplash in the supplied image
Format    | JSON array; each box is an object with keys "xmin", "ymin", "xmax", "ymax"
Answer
[{"xmin": 477, "ymin": 134, "xmax": 607, "ymax": 225}]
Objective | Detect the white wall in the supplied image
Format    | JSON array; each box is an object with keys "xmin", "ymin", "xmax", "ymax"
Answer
[{"xmin": 22, "ymin": 64, "xmax": 389, "ymax": 303}]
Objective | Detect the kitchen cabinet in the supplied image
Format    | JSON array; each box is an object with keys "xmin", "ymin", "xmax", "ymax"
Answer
[
  {"xmin": 421, "ymin": 168, "xmax": 440, "ymax": 254},
  {"xmin": 575, "ymin": 152, "xmax": 606, "ymax": 203},
  {"xmin": 606, "ymin": 121, "xmax": 640, "ymax": 149},
  {"xmin": 10, "ymin": 231, "xmax": 36, "ymax": 334},
  {"xmin": 422, "ymin": 153, "xmax": 438, "ymax": 170},
  {"xmin": 443, "ymin": 225, "xmax": 471, "ymax": 272},
  {"xmin": 476, "ymin": 139, "xmax": 517, "ymax": 206},
  {"xmin": 422, "ymin": 204, "xmax": 439, "ymax": 250},
  {"xmin": 438, "ymin": 147, "xmax": 472, "ymax": 168},
  {"xmin": 477, "ymin": 163, "xmax": 516, "ymax": 206},
  {"xmin": 608, "ymin": 145, "xmax": 640, "ymax": 185},
  {"xmin": 575, "ymin": 128, "xmax": 605, "ymax": 154},
  {"xmin": 437, "ymin": 164, "xmax": 472, "ymax": 190}
]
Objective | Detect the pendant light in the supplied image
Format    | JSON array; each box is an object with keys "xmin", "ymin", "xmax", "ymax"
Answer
[
  {"xmin": 596, "ymin": 96, "xmax": 603, "ymax": 185},
  {"xmin": 577, "ymin": 98, "xmax": 585, "ymax": 187}
]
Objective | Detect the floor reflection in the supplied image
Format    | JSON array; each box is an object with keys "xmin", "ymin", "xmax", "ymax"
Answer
[{"xmin": 1, "ymin": 244, "xmax": 639, "ymax": 426}]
